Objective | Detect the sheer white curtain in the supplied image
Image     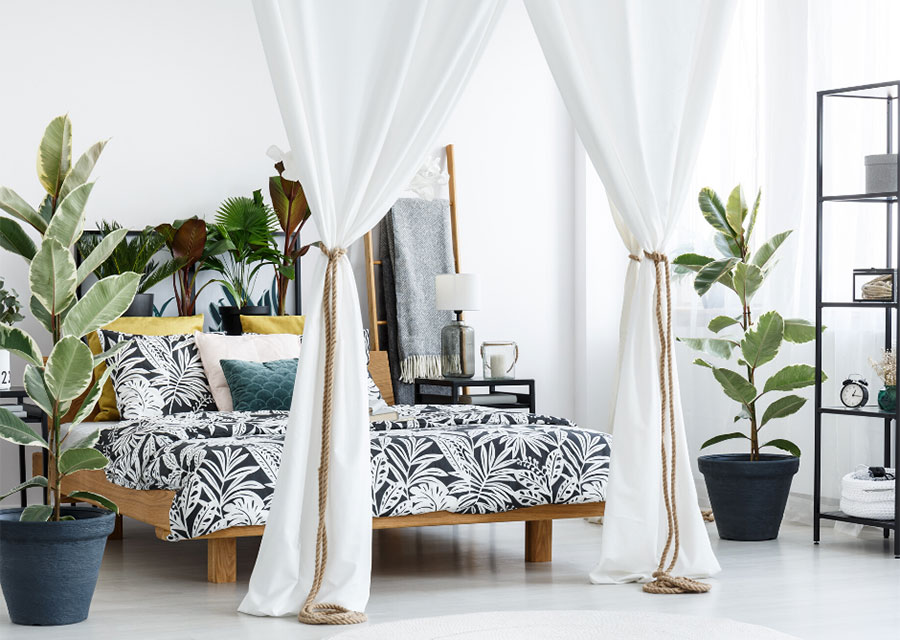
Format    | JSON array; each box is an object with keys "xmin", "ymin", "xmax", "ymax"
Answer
[
  {"xmin": 525, "ymin": 0, "xmax": 736, "ymax": 584},
  {"xmin": 239, "ymin": 0, "xmax": 503, "ymax": 618}
]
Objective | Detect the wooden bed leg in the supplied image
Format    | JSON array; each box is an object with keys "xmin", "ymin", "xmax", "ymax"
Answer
[
  {"xmin": 108, "ymin": 514, "xmax": 123, "ymax": 540},
  {"xmin": 207, "ymin": 538, "xmax": 236, "ymax": 583},
  {"xmin": 525, "ymin": 520, "xmax": 552, "ymax": 562}
]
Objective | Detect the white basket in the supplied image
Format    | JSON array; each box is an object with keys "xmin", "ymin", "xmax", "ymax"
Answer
[{"xmin": 840, "ymin": 467, "xmax": 895, "ymax": 520}]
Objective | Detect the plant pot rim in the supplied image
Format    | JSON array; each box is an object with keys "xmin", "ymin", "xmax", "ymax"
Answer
[
  {"xmin": 698, "ymin": 453, "xmax": 798, "ymax": 462},
  {"xmin": 0, "ymin": 506, "xmax": 114, "ymax": 524}
]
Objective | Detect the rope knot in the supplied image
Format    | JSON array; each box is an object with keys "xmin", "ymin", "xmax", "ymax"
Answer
[
  {"xmin": 628, "ymin": 253, "xmax": 642, "ymax": 262},
  {"xmin": 320, "ymin": 245, "xmax": 347, "ymax": 262},
  {"xmin": 643, "ymin": 250, "xmax": 668, "ymax": 264}
]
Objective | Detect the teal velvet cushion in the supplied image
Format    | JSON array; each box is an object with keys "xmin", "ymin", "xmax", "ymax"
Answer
[{"xmin": 220, "ymin": 358, "xmax": 298, "ymax": 411}]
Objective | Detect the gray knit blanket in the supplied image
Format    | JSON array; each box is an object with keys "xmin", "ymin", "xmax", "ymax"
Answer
[{"xmin": 381, "ymin": 198, "xmax": 454, "ymax": 396}]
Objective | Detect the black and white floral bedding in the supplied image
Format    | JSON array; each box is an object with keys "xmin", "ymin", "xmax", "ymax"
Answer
[{"xmin": 96, "ymin": 405, "xmax": 611, "ymax": 541}]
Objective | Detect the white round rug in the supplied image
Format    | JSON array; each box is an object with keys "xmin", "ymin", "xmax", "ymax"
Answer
[{"xmin": 328, "ymin": 610, "xmax": 798, "ymax": 640}]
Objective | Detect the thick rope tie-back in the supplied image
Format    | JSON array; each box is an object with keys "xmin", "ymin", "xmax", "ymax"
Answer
[
  {"xmin": 298, "ymin": 246, "xmax": 367, "ymax": 626},
  {"xmin": 639, "ymin": 250, "xmax": 710, "ymax": 596}
]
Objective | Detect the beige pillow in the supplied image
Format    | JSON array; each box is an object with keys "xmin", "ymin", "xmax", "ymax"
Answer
[{"xmin": 194, "ymin": 331, "xmax": 301, "ymax": 411}]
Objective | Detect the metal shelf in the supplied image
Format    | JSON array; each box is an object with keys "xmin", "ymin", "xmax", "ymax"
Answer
[
  {"xmin": 819, "ymin": 405, "xmax": 896, "ymax": 419},
  {"xmin": 820, "ymin": 511, "xmax": 896, "ymax": 531},
  {"xmin": 821, "ymin": 301, "xmax": 898, "ymax": 308},
  {"xmin": 821, "ymin": 192, "xmax": 898, "ymax": 203}
]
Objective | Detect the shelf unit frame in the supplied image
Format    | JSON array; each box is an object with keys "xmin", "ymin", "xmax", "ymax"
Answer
[{"xmin": 814, "ymin": 80, "xmax": 900, "ymax": 556}]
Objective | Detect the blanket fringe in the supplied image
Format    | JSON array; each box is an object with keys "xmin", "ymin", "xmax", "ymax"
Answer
[{"xmin": 400, "ymin": 355, "xmax": 444, "ymax": 383}]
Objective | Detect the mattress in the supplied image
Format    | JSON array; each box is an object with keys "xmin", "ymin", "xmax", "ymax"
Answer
[{"xmin": 94, "ymin": 405, "xmax": 611, "ymax": 541}]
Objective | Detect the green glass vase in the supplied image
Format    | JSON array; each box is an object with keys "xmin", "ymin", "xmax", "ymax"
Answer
[{"xmin": 878, "ymin": 385, "xmax": 897, "ymax": 413}]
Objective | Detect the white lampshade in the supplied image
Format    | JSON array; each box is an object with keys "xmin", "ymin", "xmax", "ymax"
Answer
[{"xmin": 435, "ymin": 273, "xmax": 481, "ymax": 311}]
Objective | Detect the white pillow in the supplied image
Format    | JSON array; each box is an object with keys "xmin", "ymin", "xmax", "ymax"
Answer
[{"xmin": 194, "ymin": 331, "xmax": 302, "ymax": 411}]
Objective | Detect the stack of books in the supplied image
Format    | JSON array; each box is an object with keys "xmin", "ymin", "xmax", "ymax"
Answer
[{"xmin": 458, "ymin": 393, "xmax": 520, "ymax": 406}]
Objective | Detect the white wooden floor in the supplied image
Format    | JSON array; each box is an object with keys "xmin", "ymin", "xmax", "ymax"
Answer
[{"xmin": 1, "ymin": 517, "xmax": 898, "ymax": 639}]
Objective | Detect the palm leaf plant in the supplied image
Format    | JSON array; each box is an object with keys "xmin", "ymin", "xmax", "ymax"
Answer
[
  {"xmin": 204, "ymin": 189, "xmax": 288, "ymax": 308},
  {"xmin": 76, "ymin": 220, "xmax": 179, "ymax": 294},
  {"xmin": 155, "ymin": 216, "xmax": 229, "ymax": 316},
  {"xmin": 674, "ymin": 185, "xmax": 823, "ymax": 461},
  {"xmin": 270, "ymin": 161, "xmax": 314, "ymax": 315},
  {"xmin": 0, "ymin": 115, "xmax": 140, "ymax": 521}
]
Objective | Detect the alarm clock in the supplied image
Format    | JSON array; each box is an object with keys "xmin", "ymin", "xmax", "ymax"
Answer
[{"xmin": 840, "ymin": 375, "xmax": 869, "ymax": 408}]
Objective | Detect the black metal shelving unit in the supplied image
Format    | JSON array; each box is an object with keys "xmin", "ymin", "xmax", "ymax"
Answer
[{"xmin": 814, "ymin": 80, "xmax": 900, "ymax": 556}]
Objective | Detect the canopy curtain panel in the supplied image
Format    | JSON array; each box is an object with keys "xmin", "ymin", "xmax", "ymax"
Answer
[
  {"xmin": 239, "ymin": 0, "xmax": 503, "ymax": 622},
  {"xmin": 525, "ymin": 0, "xmax": 736, "ymax": 589}
]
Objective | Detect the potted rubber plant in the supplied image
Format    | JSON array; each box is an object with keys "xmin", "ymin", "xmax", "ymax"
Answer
[
  {"xmin": 675, "ymin": 185, "xmax": 822, "ymax": 541},
  {"xmin": 76, "ymin": 221, "xmax": 179, "ymax": 317},
  {"xmin": 155, "ymin": 217, "xmax": 229, "ymax": 316},
  {"xmin": 204, "ymin": 189, "xmax": 287, "ymax": 334},
  {"xmin": 270, "ymin": 161, "xmax": 313, "ymax": 315},
  {"xmin": 0, "ymin": 115, "xmax": 140, "ymax": 625},
  {"xmin": 0, "ymin": 279, "xmax": 24, "ymax": 390}
]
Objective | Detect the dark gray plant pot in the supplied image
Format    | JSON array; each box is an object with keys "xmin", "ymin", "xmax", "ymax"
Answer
[
  {"xmin": 0, "ymin": 506, "xmax": 115, "ymax": 625},
  {"xmin": 122, "ymin": 293, "xmax": 154, "ymax": 317},
  {"xmin": 698, "ymin": 453, "xmax": 799, "ymax": 541},
  {"xmin": 219, "ymin": 305, "xmax": 270, "ymax": 336}
]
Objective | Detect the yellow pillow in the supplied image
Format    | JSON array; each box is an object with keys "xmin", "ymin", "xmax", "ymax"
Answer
[
  {"xmin": 87, "ymin": 315, "xmax": 205, "ymax": 421},
  {"xmin": 240, "ymin": 315, "xmax": 305, "ymax": 335}
]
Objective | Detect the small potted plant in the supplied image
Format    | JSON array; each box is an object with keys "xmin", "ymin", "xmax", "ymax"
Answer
[
  {"xmin": 0, "ymin": 279, "xmax": 23, "ymax": 390},
  {"xmin": 675, "ymin": 185, "xmax": 822, "ymax": 541},
  {"xmin": 270, "ymin": 161, "xmax": 313, "ymax": 315},
  {"xmin": 0, "ymin": 115, "xmax": 140, "ymax": 625},
  {"xmin": 155, "ymin": 217, "xmax": 229, "ymax": 316},
  {"xmin": 870, "ymin": 349, "xmax": 897, "ymax": 412},
  {"xmin": 205, "ymin": 189, "xmax": 286, "ymax": 334},
  {"xmin": 76, "ymin": 221, "xmax": 179, "ymax": 316}
]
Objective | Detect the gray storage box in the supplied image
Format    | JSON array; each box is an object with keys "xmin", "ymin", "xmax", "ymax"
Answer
[{"xmin": 865, "ymin": 153, "xmax": 898, "ymax": 193}]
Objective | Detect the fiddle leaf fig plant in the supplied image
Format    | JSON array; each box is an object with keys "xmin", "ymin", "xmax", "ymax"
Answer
[
  {"xmin": 674, "ymin": 185, "xmax": 823, "ymax": 461},
  {"xmin": 0, "ymin": 115, "xmax": 140, "ymax": 520}
]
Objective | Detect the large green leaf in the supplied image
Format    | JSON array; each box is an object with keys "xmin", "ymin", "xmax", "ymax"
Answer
[
  {"xmin": 67, "ymin": 490, "xmax": 118, "ymax": 514},
  {"xmin": 20, "ymin": 504, "xmax": 52, "ymax": 522},
  {"xmin": 59, "ymin": 139, "xmax": 107, "ymax": 201},
  {"xmin": 714, "ymin": 232, "xmax": 742, "ymax": 258},
  {"xmin": 700, "ymin": 431, "xmax": 749, "ymax": 449},
  {"xmin": 763, "ymin": 364, "xmax": 820, "ymax": 393},
  {"xmin": 783, "ymin": 318, "xmax": 819, "ymax": 344},
  {"xmin": 746, "ymin": 189, "xmax": 761, "ymax": 243},
  {"xmin": 0, "ymin": 407, "xmax": 47, "ymax": 447},
  {"xmin": 67, "ymin": 368, "xmax": 110, "ymax": 427},
  {"xmin": 698, "ymin": 188, "xmax": 735, "ymax": 237},
  {"xmin": 751, "ymin": 230, "xmax": 792, "ymax": 269},
  {"xmin": 694, "ymin": 257, "xmax": 739, "ymax": 296},
  {"xmin": 732, "ymin": 262, "xmax": 764, "ymax": 307},
  {"xmin": 45, "ymin": 182, "xmax": 93, "ymax": 247},
  {"xmin": 75, "ymin": 227, "xmax": 129, "ymax": 285},
  {"xmin": 693, "ymin": 358, "xmax": 713, "ymax": 368},
  {"xmin": 672, "ymin": 253, "xmax": 714, "ymax": 275},
  {"xmin": 37, "ymin": 114, "xmax": 73, "ymax": 197},
  {"xmin": 740, "ymin": 310, "xmax": 783, "ymax": 369},
  {"xmin": 23, "ymin": 364, "xmax": 52, "ymax": 415},
  {"xmin": 0, "ymin": 217, "xmax": 36, "ymax": 261},
  {"xmin": 30, "ymin": 295, "xmax": 53, "ymax": 333},
  {"xmin": 0, "ymin": 186, "xmax": 46, "ymax": 233},
  {"xmin": 58, "ymin": 447, "xmax": 109, "ymax": 476},
  {"xmin": 725, "ymin": 185, "xmax": 747, "ymax": 239},
  {"xmin": 45, "ymin": 336, "xmax": 93, "ymax": 402},
  {"xmin": 760, "ymin": 394, "xmax": 807, "ymax": 428},
  {"xmin": 62, "ymin": 272, "xmax": 140, "ymax": 339},
  {"xmin": 0, "ymin": 324, "xmax": 42, "ymax": 367},
  {"xmin": 708, "ymin": 315, "xmax": 740, "ymax": 333},
  {"xmin": 677, "ymin": 337, "xmax": 738, "ymax": 359},
  {"xmin": 761, "ymin": 438, "xmax": 801, "ymax": 457},
  {"xmin": 0, "ymin": 476, "xmax": 47, "ymax": 501},
  {"xmin": 712, "ymin": 367, "xmax": 758, "ymax": 405},
  {"xmin": 30, "ymin": 237, "xmax": 77, "ymax": 315}
]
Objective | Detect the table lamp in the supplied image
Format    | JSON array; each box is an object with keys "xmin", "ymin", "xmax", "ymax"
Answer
[{"xmin": 435, "ymin": 273, "xmax": 481, "ymax": 378}]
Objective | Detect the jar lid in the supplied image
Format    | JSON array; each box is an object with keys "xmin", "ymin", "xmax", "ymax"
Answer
[{"xmin": 482, "ymin": 341, "xmax": 516, "ymax": 346}]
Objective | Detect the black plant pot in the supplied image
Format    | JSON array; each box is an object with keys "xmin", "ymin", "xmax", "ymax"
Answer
[
  {"xmin": 122, "ymin": 293, "xmax": 154, "ymax": 317},
  {"xmin": 0, "ymin": 506, "xmax": 115, "ymax": 625},
  {"xmin": 698, "ymin": 453, "xmax": 799, "ymax": 541},
  {"xmin": 219, "ymin": 305, "xmax": 270, "ymax": 336}
]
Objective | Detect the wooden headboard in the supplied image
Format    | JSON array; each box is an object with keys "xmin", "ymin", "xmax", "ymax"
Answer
[{"xmin": 368, "ymin": 350, "xmax": 394, "ymax": 405}]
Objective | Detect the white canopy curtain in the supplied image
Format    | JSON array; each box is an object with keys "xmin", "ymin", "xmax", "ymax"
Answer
[
  {"xmin": 525, "ymin": 0, "xmax": 736, "ymax": 586},
  {"xmin": 239, "ymin": 0, "xmax": 503, "ymax": 620}
]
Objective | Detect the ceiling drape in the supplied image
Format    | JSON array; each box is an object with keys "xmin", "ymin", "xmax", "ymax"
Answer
[
  {"xmin": 239, "ymin": 0, "xmax": 504, "ymax": 618},
  {"xmin": 524, "ymin": 0, "xmax": 736, "ymax": 584}
]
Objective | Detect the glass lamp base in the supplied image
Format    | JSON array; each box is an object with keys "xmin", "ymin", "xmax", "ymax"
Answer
[{"xmin": 441, "ymin": 321, "xmax": 475, "ymax": 378}]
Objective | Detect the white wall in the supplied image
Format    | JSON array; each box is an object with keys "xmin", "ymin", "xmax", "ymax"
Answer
[{"xmin": 0, "ymin": 1, "xmax": 624, "ymax": 503}]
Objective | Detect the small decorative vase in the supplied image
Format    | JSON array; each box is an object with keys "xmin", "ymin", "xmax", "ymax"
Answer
[{"xmin": 878, "ymin": 385, "xmax": 897, "ymax": 413}]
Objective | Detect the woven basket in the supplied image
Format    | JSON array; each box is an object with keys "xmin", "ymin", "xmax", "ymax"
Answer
[{"xmin": 840, "ymin": 468, "xmax": 895, "ymax": 519}]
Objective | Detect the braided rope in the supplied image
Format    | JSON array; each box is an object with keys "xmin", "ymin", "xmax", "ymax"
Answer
[
  {"xmin": 297, "ymin": 247, "xmax": 368, "ymax": 626},
  {"xmin": 640, "ymin": 251, "xmax": 710, "ymax": 596}
]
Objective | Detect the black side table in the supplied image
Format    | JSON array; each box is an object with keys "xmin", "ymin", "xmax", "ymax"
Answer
[
  {"xmin": 414, "ymin": 377, "xmax": 536, "ymax": 412},
  {"xmin": 1, "ymin": 387, "xmax": 46, "ymax": 507}
]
